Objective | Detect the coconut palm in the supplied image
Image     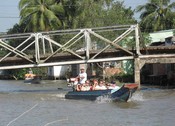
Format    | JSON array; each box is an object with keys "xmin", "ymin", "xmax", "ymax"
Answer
[
  {"xmin": 19, "ymin": 0, "xmax": 65, "ymax": 32},
  {"xmin": 136, "ymin": 0, "xmax": 175, "ymax": 32}
]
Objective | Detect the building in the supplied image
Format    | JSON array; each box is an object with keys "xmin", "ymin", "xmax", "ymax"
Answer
[
  {"xmin": 141, "ymin": 29, "xmax": 175, "ymax": 86},
  {"xmin": 149, "ymin": 29, "xmax": 174, "ymax": 43}
]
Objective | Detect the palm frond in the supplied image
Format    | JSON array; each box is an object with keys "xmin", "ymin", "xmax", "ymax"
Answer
[
  {"xmin": 39, "ymin": 13, "xmax": 46, "ymax": 31},
  {"xmin": 19, "ymin": 0, "xmax": 64, "ymax": 32}
]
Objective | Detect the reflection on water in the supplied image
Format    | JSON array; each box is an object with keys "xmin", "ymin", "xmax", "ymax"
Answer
[
  {"xmin": 0, "ymin": 80, "xmax": 175, "ymax": 126},
  {"xmin": 113, "ymin": 101, "xmax": 140, "ymax": 109}
]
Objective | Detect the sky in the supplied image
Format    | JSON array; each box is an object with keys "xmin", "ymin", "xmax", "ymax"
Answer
[
  {"xmin": 0, "ymin": 0, "xmax": 20, "ymax": 32},
  {"xmin": 0, "ymin": 0, "xmax": 149, "ymax": 33}
]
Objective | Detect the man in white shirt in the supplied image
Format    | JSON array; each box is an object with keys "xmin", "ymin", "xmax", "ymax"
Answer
[
  {"xmin": 76, "ymin": 67, "xmax": 87, "ymax": 84},
  {"xmin": 75, "ymin": 67, "xmax": 87, "ymax": 91}
]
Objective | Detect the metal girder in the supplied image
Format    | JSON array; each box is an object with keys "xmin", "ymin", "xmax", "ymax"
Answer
[
  {"xmin": 91, "ymin": 26, "xmax": 135, "ymax": 59},
  {"xmin": 88, "ymin": 30, "xmax": 133, "ymax": 55},
  {"xmin": 84, "ymin": 29, "xmax": 91, "ymax": 59},
  {"xmin": 0, "ymin": 35, "xmax": 34, "ymax": 62},
  {"xmin": 0, "ymin": 56, "xmax": 134, "ymax": 70},
  {"xmin": 0, "ymin": 24, "xmax": 141, "ymax": 70},
  {"xmin": 0, "ymin": 39, "xmax": 34, "ymax": 63},
  {"xmin": 43, "ymin": 35, "xmax": 84, "ymax": 61},
  {"xmin": 43, "ymin": 30, "xmax": 85, "ymax": 62}
]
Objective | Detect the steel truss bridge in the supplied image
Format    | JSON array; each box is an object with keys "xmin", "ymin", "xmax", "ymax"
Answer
[
  {"xmin": 0, "ymin": 24, "xmax": 140, "ymax": 69},
  {"xmin": 1, "ymin": 24, "xmax": 175, "ymax": 85}
]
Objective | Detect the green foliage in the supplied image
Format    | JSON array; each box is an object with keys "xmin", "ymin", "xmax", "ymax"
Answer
[
  {"xmin": 55, "ymin": 0, "xmax": 136, "ymax": 49},
  {"xmin": 72, "ymin": 0, "xmax": 136, "ymax": 28},
  {"xmin": 6, "ymin": 67, "xmax": 48, "ymax": 80},
  {"xmin": 19, "ymin": 0, "xmax": 65, "ymax": 32},
  {"xmin": 11, "ymin": 0, "xmax": 137, "ymax": 32},
  {"xmin": 123, "ymin": 60, "xmax": 134, "ymax": 75},
  {"xmin": 7, "ymin": 68, "xmax": 28, "ymax": 80},
  {"xmin": 136, "ymin": 0, "xmax": 175, "ymax": 32},
  {"xmin": 32, "ymin": 67, "xmax": 48, "ymax": 76},
  {"xmin": 61, "ymin": 0, "xmax": 82, "ymax": 29},
  {"xmin": 121, "ymin": 32, "xmax": 151, "ymax": 50},
  {"xmin": 0, "ymin": 48, "xmax": 8, "ymax": 57},
  {"xmin": 140, "ymin": 33, "xmax": 152, "ymax": 47},
  {"xmin": 7, "ymin": 23, "xmax": 25, "ymax": 34},
  {"xmin": 106, "ymin": 71, "xmax": 134, "ymax": 83}
]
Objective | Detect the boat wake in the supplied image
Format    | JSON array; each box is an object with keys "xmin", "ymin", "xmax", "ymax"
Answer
[
  {"xmin": 129, "ymin": 91, "xmax": 145, "ymax": 102},
  {"xmin": 95, "ymin": 92, "xmax": 145, "ymax": 103},
  {"xmin": 39, "ymin": 93, "xmax": 66, "ymax": 101},
  {"xmin": 50, "ymin": 94, "xmax": 66, "ymax": 98},
  {"xmin": 95, "ymin": 95, "xmax": 112, "ymax": 103}
]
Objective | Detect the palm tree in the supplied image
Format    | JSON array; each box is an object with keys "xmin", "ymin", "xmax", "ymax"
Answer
[
  {"xmin": 19, "ymin": 0, "xmax": 65, "ymax": 32},
  {"xmin": 136, "ymin": 0, "xmax": 175, "ymax": 32}
]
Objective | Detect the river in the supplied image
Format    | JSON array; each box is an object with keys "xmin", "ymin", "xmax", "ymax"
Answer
[{"xmin": 0, "ymin": 80, "xmax": 175, "ymax": 126}]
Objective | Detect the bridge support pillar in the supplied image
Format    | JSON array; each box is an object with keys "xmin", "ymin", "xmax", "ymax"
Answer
[{"xmin": 134, "ymin": 57, "xmax": 141, "ymax": 89}]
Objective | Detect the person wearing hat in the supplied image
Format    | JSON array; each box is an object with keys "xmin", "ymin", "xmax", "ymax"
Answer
[
  {"xmin": 75, "ymin": 67, "xmax": 87, "ymax": 91},
  {"xmin": 76, "ymin": 67, "xmax": 87, "ymax": 84}
]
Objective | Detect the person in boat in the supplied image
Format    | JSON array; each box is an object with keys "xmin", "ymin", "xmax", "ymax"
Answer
[
  {"xmin": 76, "ymin": 67, "xmax": 87, "ymax": 84},
  {"xmin": 106, "ymin": 81, "xmax": 120, "ymax": 90},
  {"xmin": 91, "ymin": 79, "xmax": 98, "ymax": 90},
  {"xmin": 25, "ymin": 70, "xmax": 36, "ymax": 80},
  {"xmin": 76, "ymin": 67, "xmax": 87, "ymax": 91},
  {"xmin": 93, "ymin": 80, "xmax": 107, "ymax": 90},
  {"xmin": 78, "ymin": 80, "xmax": 91, "ymax": 91}
]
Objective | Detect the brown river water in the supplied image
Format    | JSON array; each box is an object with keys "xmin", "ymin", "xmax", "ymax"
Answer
[{"xmin": 0, "ymin": 80, "xmax": 175, "ymax": 126}]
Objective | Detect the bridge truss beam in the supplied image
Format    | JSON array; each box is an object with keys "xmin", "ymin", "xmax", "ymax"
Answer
[{"xmin": 0, "ymin": 24, "xmax": 142, "ymax": 85}]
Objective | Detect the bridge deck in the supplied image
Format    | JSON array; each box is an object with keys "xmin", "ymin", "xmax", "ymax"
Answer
[{"xmin": 0, "ymin": 46, "xmax": 175, "ymax": 66}]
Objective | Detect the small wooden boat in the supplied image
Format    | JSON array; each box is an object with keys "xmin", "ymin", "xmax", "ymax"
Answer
[{"xmin": 65, "ymin": 83, "xmax": 138, "ymax": 102}]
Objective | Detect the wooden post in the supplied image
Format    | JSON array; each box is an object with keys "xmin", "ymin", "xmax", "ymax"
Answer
[{"xmin": 134, "ymin": 57, "xmax": 141, "ymax": 89}]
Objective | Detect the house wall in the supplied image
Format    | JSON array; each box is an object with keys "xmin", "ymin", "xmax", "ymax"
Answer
[
  {"xmin": 144, "ymin": 29, "xmax": 175, "ymax": 85},
  {"xmin": 152, "ymin": 64, "xmax": 166, "ymax": 75}
]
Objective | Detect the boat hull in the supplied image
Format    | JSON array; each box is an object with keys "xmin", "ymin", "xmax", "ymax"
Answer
[
  {"xmin": 65, "ymin": 89, "xmax": 111, "ymax": 100},
  {"xmin": 110, "ymin": 86, "xmax": 138, "ymax": 102},
  {"xmin": 24, "ymin": 77, "xmax": 41, "ymax": 84},
  {"xmin": 65, "ymin": 84, "xmax": 138, "ymax": 102}
]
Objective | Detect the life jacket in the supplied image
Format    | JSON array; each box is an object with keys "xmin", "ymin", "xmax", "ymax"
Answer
[{"xmin": 25, "ymin": 74, "xmax": 36, "ymax": 78}]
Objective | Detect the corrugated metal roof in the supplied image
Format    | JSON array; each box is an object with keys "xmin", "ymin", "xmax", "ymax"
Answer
[{"xmin": 149, "ymin": 29, "xmax": 175, "ymax": 42}]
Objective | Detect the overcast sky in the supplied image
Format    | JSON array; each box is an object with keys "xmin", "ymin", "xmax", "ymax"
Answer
[{"xmin": 0, "ymin": 0, "xmax": 155, "ymax": 32}]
